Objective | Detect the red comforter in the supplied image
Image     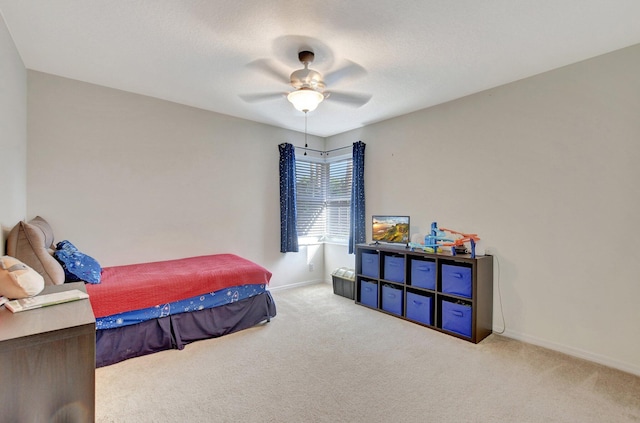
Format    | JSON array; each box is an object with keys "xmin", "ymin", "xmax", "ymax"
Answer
[{"xmin": 86, "ymin": 254, "xmax": 272, "ymax": 318}]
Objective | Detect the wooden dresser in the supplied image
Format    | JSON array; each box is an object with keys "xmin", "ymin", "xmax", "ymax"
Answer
[{"xmin": 0, "ymin": 282, "xmax": 95, "ymax": 422}]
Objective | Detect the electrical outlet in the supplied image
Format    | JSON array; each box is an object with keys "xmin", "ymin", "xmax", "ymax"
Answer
[{"xmin": 309, "ymin": 263, "xmax": 314, "ymax": 272}]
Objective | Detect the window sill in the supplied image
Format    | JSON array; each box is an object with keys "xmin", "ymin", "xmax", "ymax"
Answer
[
  {"xmin": 297, "ymin": 240, "xmax": 348, "ymax": 247},
  {"xmin": 297, "ymin": 240, "xmax": 323, "ymax": 247},
  {"xmin": 323, "ymin": 241, "xmax": 348, "ymax": 247}
]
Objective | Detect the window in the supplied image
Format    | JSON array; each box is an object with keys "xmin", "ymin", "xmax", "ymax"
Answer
[
  {"xmin": 326, "ymin": 158, "xmax": 352, "ymax": 242},
  {"xmin": 295, "ymin": 155, "xmax": 352, "ymax": 244},
  {"xmin": 295, "ymin": 160, "xmax": 326, "ymax": 243}
]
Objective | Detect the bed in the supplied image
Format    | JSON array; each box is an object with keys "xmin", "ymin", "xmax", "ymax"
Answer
[{"xmin": 5, "ymin": 217, "xmax": 277, "ymax": 367}]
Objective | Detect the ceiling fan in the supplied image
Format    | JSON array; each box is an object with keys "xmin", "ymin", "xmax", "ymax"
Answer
[{"xmin": 241, "ymin": 49, "xmax": 371, "ymax": 113}]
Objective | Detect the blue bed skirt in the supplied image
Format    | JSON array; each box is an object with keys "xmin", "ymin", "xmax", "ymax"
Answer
[
  {"xmin": 96, "ymin": 284, "xmax": 267, "ymax": 330},
  {"xmin": 95, "ymin": 290, "xmax": 276, "ymax": 367}
]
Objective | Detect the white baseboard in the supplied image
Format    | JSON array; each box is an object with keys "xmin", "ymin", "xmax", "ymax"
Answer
[
  {"xmin": 268, "ymin": 279, "xmax": 325, "ymax": 292},
  {"xmin": 499, "ymin": 328, "xmax": 640, "ymax": 377}
]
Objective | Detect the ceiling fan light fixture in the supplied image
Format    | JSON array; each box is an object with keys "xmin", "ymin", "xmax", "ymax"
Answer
[{"xmin": 287, "ymin": 88, "xmax": 324, "ymax": 112}]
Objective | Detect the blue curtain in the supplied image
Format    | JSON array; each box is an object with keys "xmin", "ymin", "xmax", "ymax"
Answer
[
  {"xmin": 349, "ymin": 141, "xmax": 366, "ymax": 254},
  {"xmin": 279, "ymin": 143, "xmax": 299, "ymax": 253}
]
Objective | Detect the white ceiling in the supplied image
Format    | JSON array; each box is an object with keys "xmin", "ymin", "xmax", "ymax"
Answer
[{"xmin": 2, "ymin": 1, "xmax": 640, "ymax": 137}]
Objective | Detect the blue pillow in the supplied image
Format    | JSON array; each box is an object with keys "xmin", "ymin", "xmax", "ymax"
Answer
[{"xmin": 54, "ymin": 240, "xmax": 102, "ymax": 284}]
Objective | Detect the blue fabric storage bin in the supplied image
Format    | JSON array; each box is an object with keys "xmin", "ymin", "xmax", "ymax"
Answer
[
  {"xmin": 360, "ymin": 280, "xmax": 378, "ymax": 308},
  {"xmin": 381, "ymin": 284, "xmax": 403, "ymax": 316},
  {"xmin": 383, "ymin": 255, "xmax": 405, "ymax": 283},
  {"xmin": 441, "ymin": 300, "xmax": 472, "ymax": 337},
  {"xmin": 411, "ymin": 260, "xmax": 435, "ymax": 290},
  {"xmin": 406, "ymin": 292, "xmax": 432, "ymax": 325},
  {"xmin": 361, "ymin": 252, "xmax": 379, "ymax": 278},
  {"xmin": 441, "ymin": 264, "xmax": 472, "ymax": 298}
]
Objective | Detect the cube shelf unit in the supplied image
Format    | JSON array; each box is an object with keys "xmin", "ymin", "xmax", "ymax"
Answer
[{"xmin": 355, "ymin": 243, "xmax": 494, "ymax": 343}]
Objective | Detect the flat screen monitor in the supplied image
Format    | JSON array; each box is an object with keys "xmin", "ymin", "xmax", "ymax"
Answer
[{"xmin": 372, "ymin": 215, "xmax": 410, "ymax": 244}]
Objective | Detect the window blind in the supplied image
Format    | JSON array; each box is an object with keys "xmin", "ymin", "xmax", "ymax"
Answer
[
  {"xmin": 326, "ymin": 159, "xmax": 352, "ymax": 242},
  {"xmin": 295, "ymin": 156, "xmax": 352, "ymax": 244},
  {"xmin": 295, "ymin": 160, "xmax": 326, "ymax": 242}
]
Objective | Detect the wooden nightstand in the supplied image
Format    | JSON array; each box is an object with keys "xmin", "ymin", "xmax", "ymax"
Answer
[{"xmin": 0, "ymin": 282, "xmax": 96, "ymax": 422}]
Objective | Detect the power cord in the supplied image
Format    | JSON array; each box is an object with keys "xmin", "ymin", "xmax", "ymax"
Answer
[{"xmin": 491, "ymin": 252, "xmax": 506, "ymax": 334}]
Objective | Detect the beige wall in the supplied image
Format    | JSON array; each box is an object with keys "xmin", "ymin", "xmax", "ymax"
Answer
[
  {"xmin": 26, "ymin": 71, "xmax": 325, "ymax": 289},
  {"xmin": 327, "ymin": 44, "xmax": 640, "ymax": 375},
  {"xmin": 0, "ymin": 14, "xmax": 27, "ymax": 254}
]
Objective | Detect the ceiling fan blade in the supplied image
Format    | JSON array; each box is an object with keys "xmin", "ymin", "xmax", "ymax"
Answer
[
  {"xmin": 239, "ymin": 92, "xmax": 286, "ymax": 103},
  {"xmin": 325, "ymin": 91, "xmax": 372, "ymax": 108},
  {"xmin": 324, "ymin": 60, "xmax": 367, "ymax": 86},
  {"xmin": 246, "ymin": 59, "xmax": 289, "ymax": 85}
]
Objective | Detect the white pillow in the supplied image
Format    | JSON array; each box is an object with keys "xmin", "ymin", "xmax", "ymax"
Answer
[{"xmin": 0, "ymin": 255, "xmax": 45, "ymax": 299}]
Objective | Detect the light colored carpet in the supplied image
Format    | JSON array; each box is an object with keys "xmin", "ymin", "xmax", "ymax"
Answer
[{"xmin": 96, "ymin": 283, "xmax": 640, "ymax": 422}]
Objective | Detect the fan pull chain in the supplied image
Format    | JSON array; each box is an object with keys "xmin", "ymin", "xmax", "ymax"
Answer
[{"xmin": 304, "ymin": 111, "xmax": 308, "ymax": 155}]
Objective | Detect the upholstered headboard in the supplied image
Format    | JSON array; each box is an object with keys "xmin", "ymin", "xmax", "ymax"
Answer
[{"xmin": 6, "ymin": 217, "xmax": 65, "ymax": 285}]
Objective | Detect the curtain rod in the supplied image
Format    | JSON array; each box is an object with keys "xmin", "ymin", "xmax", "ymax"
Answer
[{"xmin": 296, "ymin": 145, "xmax": 352, "ymax": 156}]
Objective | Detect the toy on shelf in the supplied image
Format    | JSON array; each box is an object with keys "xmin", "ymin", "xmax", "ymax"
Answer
[{"xmin": 409, "ymin": 222, "xmax": 481, "ymax": 258}]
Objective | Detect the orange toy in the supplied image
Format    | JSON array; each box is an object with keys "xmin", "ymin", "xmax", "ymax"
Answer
[{"xmin": 439, "ymin": 227, "xmax": 480, "ymax": 257}]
